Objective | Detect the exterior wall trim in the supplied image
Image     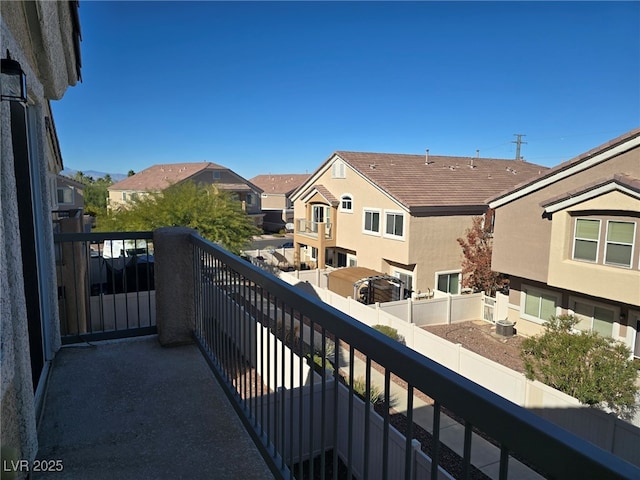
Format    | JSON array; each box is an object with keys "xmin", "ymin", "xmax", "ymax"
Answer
[
  {"xmin": 543, "ymin": 182, "xmax": 640, "ymax": 213},
  {"xmin": 489, "ymin": 135, "xmax": 640, "ymax": 209}
]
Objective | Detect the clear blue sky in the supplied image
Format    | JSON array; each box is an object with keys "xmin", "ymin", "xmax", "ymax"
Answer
[{"xmin": 52, "ymin": 1, "xmax": 639, "ymax": 180}]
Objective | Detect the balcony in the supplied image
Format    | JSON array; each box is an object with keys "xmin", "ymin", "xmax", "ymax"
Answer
[
  {"xmin": 39, "ymin": 229, "xmax": 639, "ymax": 479},
  {"xmin": 295, "ymin": 218, "xmax": 333, "ymax": 240}
]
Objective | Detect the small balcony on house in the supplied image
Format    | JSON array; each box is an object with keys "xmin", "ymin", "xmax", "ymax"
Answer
[
  {"xmin": 38, "ymin": 228, "xmax": 640, "ymax": 480},
  {"xmin": 295, "ymin": 218, "xmax": 334, "ymax": 240}
]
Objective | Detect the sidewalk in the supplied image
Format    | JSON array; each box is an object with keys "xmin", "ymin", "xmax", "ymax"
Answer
[{"xmin": 340, "ymin": 346, "xmax": 543, "ymax": 480}]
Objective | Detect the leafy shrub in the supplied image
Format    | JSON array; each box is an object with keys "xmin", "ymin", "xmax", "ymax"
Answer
[
  {"xmin": 307, "ymin": 353, "xmax": 334, "ymax": 374},
  {"xmin": 372, "ymin": 325, "xmax": 403, "ymax": 343},
  {"xmin": 521, "ymin": 314, "xmax": 638, "ymax": 418},
  {"xmin": 349, "ymin": 376, "xmax": 383, "ymax": 404}
]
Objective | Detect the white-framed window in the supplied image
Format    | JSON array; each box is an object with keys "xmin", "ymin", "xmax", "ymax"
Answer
[
  {"xmin": 604, "ymin": 220, "xmax": 635, "ymax": 268},
  {"xmin": 570, "ymin": 297, "xmax": 617, "ymax": 338},
  {"xmin": 332, "ymin": 160, "xmax": 346, "ymax": 179},
  {"xmin": 573, "ymin": 218, "xmax": 600, "ymax": 262},
  {"xmin": 347, "ymin": 254, "xmax": 357, "ymax": 267},
  {"xmin": 130, "ymin": 192, "xmax": 138, "ymax": 201},
  {"xmin": 384, "ymin": 211, "xmax": 405, "ymax": 239},
  {"xmin": 340, "ymin": 194, "xmax": 353, "ymax": 212},
  {"xmin": 310, "ymin": 246, "xmax": 318, "ymax": 261},
  {"xmin": 363, "ymin": 208, "xmax": 381, "ymax": 235},
  {"xmin": 122, "ymin": 192, "xmax": 127, "ymax": 201},
  {"xmin": 436, "ymin": 270, "xmax": 460, "ymax": 295},
  {"xmin": 520, "ymin": 285, "xmax": 559, "ymax": 323},
  {"xmin": 57, "ymin": 186, "xmax": 74, "ymax": 204}
]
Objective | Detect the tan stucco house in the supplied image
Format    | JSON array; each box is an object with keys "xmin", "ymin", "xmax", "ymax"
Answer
[
  {"xmin": 249, "ymin": 173, "xmax": 310, "ymax": 232},
  {"xmin": 291, "ymin": 150, "xmax": 547, "ymax": 296},
  {"xmin": 108, "ymin": 162, "xmax": 265, "ymax": 227},
  {"xmin": 53, "ymin": 174, "xmax": 84, "ymax": 212},
  {"xmin": 489, "ymin": 129, "xmax": 640, "ymax": 356}
]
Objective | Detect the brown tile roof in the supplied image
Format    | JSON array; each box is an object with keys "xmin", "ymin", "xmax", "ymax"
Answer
[
  {"xmin": 488, "ymin": 128, "xmax": 640, "ymax": 204},
  {"xmin": 109, "ymin": 162, "xmax": 225, "ymax": 191},
  {"xmin": 250, "ymin": 174, "xmax": 310, "ymax": 195},
  {"xmin": 334, "ymin": 151, "xmax": 548, "ymax": 211},
  {"xmin": 312, "ymin": 185, "xmax": 339, "ymax": 206}
]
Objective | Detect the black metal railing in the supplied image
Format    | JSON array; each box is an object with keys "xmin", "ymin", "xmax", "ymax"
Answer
[
  {"xmin": 54, "ymin": 231, "xmax": 156, "ymax": 344},
  {"xmin": 190, "ymin": 233, "xmax": 638, "ymax": 480}
]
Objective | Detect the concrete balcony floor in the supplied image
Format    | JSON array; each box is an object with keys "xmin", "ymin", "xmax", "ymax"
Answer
[{"xmin": 34, "ymin": 335, "xmax": 273, "ymax": 479}]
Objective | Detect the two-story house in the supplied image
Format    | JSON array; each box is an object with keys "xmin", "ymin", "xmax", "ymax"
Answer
[
  {"xmin": 489, "ymin": 129, "xmax": 640, "ymax": 356},
  {"xmin": 291, "ymin": 151, "xmax": 547, "ymax": 295},
  {"xmin": 108, "ymin": 162, "xmax": 265, "ymax": 228},
  {"xmin": 249, "ymin": 174, "xmax": 309, "ymax": 232}
]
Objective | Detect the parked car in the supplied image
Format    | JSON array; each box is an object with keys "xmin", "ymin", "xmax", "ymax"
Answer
[{"xmin": 280, "ymin": 241, "xmax": 294, "ymax": 248}]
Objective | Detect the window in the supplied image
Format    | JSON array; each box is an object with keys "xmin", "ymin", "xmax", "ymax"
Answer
[
  {"xmin": 130, "ymin": 192, "xmax": 138, "ymax": 201},
  {"xmin": 436, "ymin": 272, "xmax": 460, "ymax": 294},
  {"xmin": 363, "ymin": 209, "xmax": 380, "ymax": 234},
  {"xmin": 340, "ymin": 195, "xmax": 353, "ymax": 212},
  {"xmin": 573, "ymin": 300, "xmax": 615, "ymax": 337},
  {"xmin": 385, "ymin": 212, "xmax": 404, "ymax": 238},
  {"xmin": 332, "ymin": 161, "xmax": 346, "ymax": 178},
  {"xmin": 57, "ymin": 186, "xmax": 73, "ymax": 204},
  {"xmin": 213, "ymin": 171, "xmax": 221, "ymax": 180},
  {"xmin": 605, "ymin": 221, "xmax": 635, "ymax": 267},
  {"xmin": 122, "ymin": 192, "xmax": 127, "ymax": 201},
  {"xmin": 310, "ymin": 247, "xmax": 318, "ymax": 260},
  {"xmin": 246, "ymin": 193, "xmax": 253, "ymax": 205},
  {"xmin": 573, "ymin": 218, "xmax": 600, "ymax": 262},
  {"xmin": 522, "ymin": 287, "xmax": 557, "ymax": 322}
]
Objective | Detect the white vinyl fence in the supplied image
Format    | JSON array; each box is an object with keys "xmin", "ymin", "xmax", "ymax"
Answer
[
  {"xmin": 277, "ymin": 271, "xmax": 640, "ymax": 466},
  {"xmin": 207, "ymin": 282, "xmax": 454, "ymax": 479}
]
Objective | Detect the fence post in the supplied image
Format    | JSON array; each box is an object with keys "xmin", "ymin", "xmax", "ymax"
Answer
[{"xmin": 154, "ymin": 227, "xmax": 196, "ymax": 346}]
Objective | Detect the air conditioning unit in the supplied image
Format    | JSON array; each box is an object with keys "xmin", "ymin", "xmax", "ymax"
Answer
[{"xmin": 496, "ymin": 319, "xmax": 515, "ymax": 337}]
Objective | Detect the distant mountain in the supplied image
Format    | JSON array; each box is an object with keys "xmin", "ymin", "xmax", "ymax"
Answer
[{"xmin": 61, "ymin": 168, "xmax": 127, "ymax": 182}]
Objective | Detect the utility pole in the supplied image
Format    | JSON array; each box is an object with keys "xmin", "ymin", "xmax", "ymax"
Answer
[{"xmin": 512, "ymin": 134, "xmax": 527, "ymax": 160}]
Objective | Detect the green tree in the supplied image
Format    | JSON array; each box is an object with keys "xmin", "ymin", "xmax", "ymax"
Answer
[
  {"xmin": 96, "ymin": 181, "xmax": 260, "ymax": 254},
  {"xmin": 127, "ymin": 170, "xmax": 135, "ymax": 177},
  {"xmin": 521, "ymin": 314, "xmax": 638, "ymax": 418},
  {"xmin": 457, "ymin": 212, "xmax": 506, "ymax": 296}
]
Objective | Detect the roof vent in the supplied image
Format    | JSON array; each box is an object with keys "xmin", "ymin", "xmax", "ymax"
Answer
[
  {"xmin": 369, "ymin": 163, "xmax": 376, "ymax": 169},
  {"xmin": 425, "ymin": 149, "xmax": 429, "ymax": 164}
]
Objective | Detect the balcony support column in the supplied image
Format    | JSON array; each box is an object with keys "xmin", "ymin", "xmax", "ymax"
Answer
[{"xmin": 154, "ymin": 227, "xmax": 196, "ymax": 346}]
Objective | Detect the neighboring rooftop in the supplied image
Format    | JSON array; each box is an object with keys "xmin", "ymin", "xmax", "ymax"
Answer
[
  {"xmin": 331, "ymin": 151, "xmax": 548, "ymax": 211},
  {"xmin": 109, "ymin": 162, "xmax": 226, "ymax": 191},
  {"xmin": 250, "ymin": 174, "xmax": 310, "ymax": 194},
  {"xmin": 488, "ymin": 127, "xmax": 640, "ymax": 206}
]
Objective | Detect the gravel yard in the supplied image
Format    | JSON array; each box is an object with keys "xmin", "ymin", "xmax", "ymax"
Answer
[{"xmin": 423, "ymin": 320, "xmax": 527, "ymax": 373}]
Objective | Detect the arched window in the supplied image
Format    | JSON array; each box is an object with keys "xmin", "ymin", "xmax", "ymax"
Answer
[{"xmin": 340, "ymin": 194, "xmax": 353, "ymax": 212}]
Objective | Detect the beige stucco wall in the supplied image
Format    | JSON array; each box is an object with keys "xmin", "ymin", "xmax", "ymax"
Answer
[
  {"xmin": 2, "ymin": 1, "xmax": 79, "ymax": 471},
  {"xmin": 547, "ymin": 192, "xmax": 640, "ymax": 306},
  {"xmin": 406, "ymin": 214, "xmax": 474, "ymax": 292},
  {"xmin": 260, "ymin": 193, "xmax": 288, "ymax": 210},
  {"xmin": 492, "ymin": 147, "xmax": 640, "ymax": 283}
]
